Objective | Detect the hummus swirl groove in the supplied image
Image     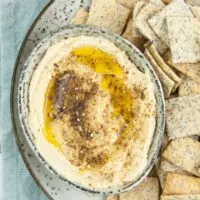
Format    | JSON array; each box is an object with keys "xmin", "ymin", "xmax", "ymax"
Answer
[{"xmin": 29, "ymin": 36, "xmax": 156, "ymax": 189}]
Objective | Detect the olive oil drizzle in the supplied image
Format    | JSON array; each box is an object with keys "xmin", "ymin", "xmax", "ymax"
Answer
[
  {"xmin": 43, "ymin": 46, "xmax": 134, "ymax": 149},
  {"xmin": 72, "ymin": 46, "xmax": 134, "ymax": 122},
  {"xmin": 43, "ymin": 77, "xmax": 60, "ymax": 147}
]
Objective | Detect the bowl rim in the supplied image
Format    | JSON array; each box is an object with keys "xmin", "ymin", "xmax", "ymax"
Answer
[{"xmin": 11, "ymin": 24, "xmax": 165, "ymax": 196}]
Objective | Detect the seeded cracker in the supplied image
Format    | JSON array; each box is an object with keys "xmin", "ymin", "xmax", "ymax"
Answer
[
  {"xmin": 190, "ymin": 5, "xmax": 200, "ymax": 19},
  {"xmin": 87, "ymin": 0, "xmax": 130, "ymax": 34},
  {"xmin": 163, "ymin": 173, "xmax": 200, "ymax": 195},
  {"xmin": 147, "ymin": 43, "xmax": 181, "ymax": 92},
  {"xmin": 145, "ymin": 49, "xmax": 175, "ymax": 97},
  {"xmin": 155, "ymin": 158, "xmax": 167, "ymax": 189},
  {"xmin": 122, "ymin": 18, "xmax": 147, "ymax": 51},
  {"xmin": 179, "ymin": 76, "xmax": 200, "ymax": 97},
  {"xmin": 135, "ymin": 0, "xmax": 168, "ymax": 54},
  {"xmin": 186, "ymin": 0, "xmax": 200, "ymax": 6},
  {"xmin": 166, "ymin": 94, "xmax": 200, "ymax": 139},
  {"xmin": 162, "ymin": 50, "xmax": 172, "ymax": 63},
  {"xmin": 70, "ymin": 8, "xmax": 89, "ymax": 24},
  {"xmin": 148, "ymin": 0, "xmax": 193, "ymax": 46},
  {"xmin": 132, "ymin": 1, "xmax": 147, "ymax": 38},
  {"xmin": 168, "ymin": 60, "xmax": 200, "ymax": 84},
  {"xmin": 119, "ymin": 177, "xmax": 160, "ymax": 200},
  {"xmin": 167, "ymin": 16, "xmax": 200, "ymax": 63},
  {"xmin": 160, "ymin": 159, "xmax": 190, "ymax": 175},
  {"xmin": 161, "ymin": 194, "xmax": 200, "ymax": 200},
  {"xmin": 162, "ymin": 137, "xmax": 200, "ymax": 176}
]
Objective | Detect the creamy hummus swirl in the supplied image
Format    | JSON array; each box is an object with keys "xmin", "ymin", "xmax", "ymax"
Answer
[{"xmin": 29, "ymin": 36, "xmax": 156, "ymax": 189}]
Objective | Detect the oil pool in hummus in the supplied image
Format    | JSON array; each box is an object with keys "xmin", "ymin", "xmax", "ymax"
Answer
[{"xmin": 28, "ymin": 36, "xmax": 156, "ymax": 190}]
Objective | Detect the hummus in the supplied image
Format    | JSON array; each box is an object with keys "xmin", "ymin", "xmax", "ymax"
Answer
[{"xmin": 29, "ymin": 36, "xmax": 156, "ymax": 190}]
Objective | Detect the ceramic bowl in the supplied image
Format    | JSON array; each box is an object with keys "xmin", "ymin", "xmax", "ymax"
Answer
[{"xmin": 17, "ymin": 25, "xmax": 165, "ymax": 195}]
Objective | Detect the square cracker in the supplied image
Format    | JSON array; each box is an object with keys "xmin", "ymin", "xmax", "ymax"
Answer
[
  {"xmin": 155, "ymin": 158, "xmax": 168, "ymax": 189},
  {"xmin": 135, "ymin": 0, "xmax": 165, "ymax": 40},
  {"xmin": 70, "ymin": 8, "xmax": 89, "ymax": 24},
  {"xmin": 162, "ymin": 137, "xmax": 200, "ymax": 176},
  {"xmin": 161, "ymin": 194, "xmax": 200, "ymax": 200},
  {"xmin": 122, "ymin": 18, "xmax": 134, "ymax": 40},
  {"xmin": 178, "ymin": 76, "xmax": 200, "ymax": 97},
  {"xmin": 135, "ymin": 0, "xmax": 167, "ymax": 54},
  {"xmin": 145, "ymin": 49, "xmax": 175, "ymax": 97},
  {"xmin": 119, "ymin": 177, "xmax": 160, "ymax": 200},
  {"xmin": 190, "ymin": 5, "xmax": 200, "ymax": 19},
  {"xmin": 166, "ymin": 94, "xmax": 200, "ymax": 139},
  {"xmin": 87, "ymin": 0, "xmax": 130, "ymax": 35},
  {"xmin": 163, "ymin": 173, "xmax": 200, "ymax": 195},
  {"xmin": 167, "ymin": 16, "xmax": 200, "ymax": 64},
  {"xmin": 168, "ymin": 60, "xmax": 200, "ymax": 84},
  {"xmin": 160, "ymin": 159, "xmax": 190, "ymax": 175},
  {"xmin": 147, "ymin": 43, "xmax": 181, "ymax": 92},
  {"xmin": 148, "ymin": 0, "xmax": 193, "ymax": 46},
  {"xmin": 186, "ymin": 0, "xmax": 200, "ymax": 6},
  {"xmin": 132, "ymin": 1, "xmax": 147, "ymax": 38},
  {"xmin": 122, "ymin": 18, "xmax": 144, "ymax": 42},
  {"xmin": 122, "ymin": 18, "xmax": 147, "ymax": 51}
]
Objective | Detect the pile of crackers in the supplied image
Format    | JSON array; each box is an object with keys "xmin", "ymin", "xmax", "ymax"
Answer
[{"xmin": 71, "ymin": 0, "xmax": 200, "ymax": 199}]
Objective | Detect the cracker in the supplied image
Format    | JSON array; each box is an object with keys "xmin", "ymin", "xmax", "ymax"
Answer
[
  {"xmin": 119, "ymin": 177, "xmax": 160, "ymax": 200},
  {"xmin": 148, "ymin": 0, "xmax": 193, "ymax": 46},
  {"xmin": 161, "ymin": 194, "xmax": 200, "ymax": 200},
  {"xmin": 132, "ymin": 1, "xmax": 147, "ymax": 38},
  {"xmin": 160, "ymin": 159, "xmax": 190, "ymax": 175},
  {"xmin": 147, "ymin": 43, "xmax": 181, "ymax": 92},
  {"xmin": 163, "ymin": 173, "xmax": 200, "ymax": 195},
  {"xmin": 87, "ymin": 0, "xmax": 130, "ymax": 34},
  {"xmin": 135, "ymin": 0, "xmax": 165, "ymax": 40},
  {"xmin": 162, "ymin": 137, "xmax": 200, "ymax": 176},
  {"xmin": 70, "ymin": 8, "xmax": 89, "ymax": 24},
  {"xmin": 145, "ymin": 49, "xmax": 175, "ymax": 97},
  {"xmin": 168, "ymin": 60, "xmax": 200, "ymax": 84},
  {"xmin": 122, "ymin": 18, "xmax": 134, "ymax": 40},
  {"xmin": 155, "ymin": 158, "xmax": 167, "ymax": 189},
  {"xmin": 122, "ymin": 17, "xmax": 147, "ymax": 51},
  {"xmin": 186, "ymin": 0, "xmax": 200, "ymax": 6},
  {"xmin": 166, "ymin": 94, "xmax": 200, "ymax": 139},
  {"xmin": 190, "ymin": 5, "xmax": 200, "ymax": 19},
  {"xmin": 123, "ymin": 18, "xmax": 145, "ymax": 41},
  {"xmin": 163, "ymin": 50, "xmax": 172, "ymax": 63},
  {"xmin": 178, "ymin": 76, "xmax": 200, "ymax": 97},
  {"xmin": 135, "ymin": 0, "xmax": 167, "ymax": 54},
  {"xmin": 167, "ymin": 16, "xmax": 200, "ymax": 64}
]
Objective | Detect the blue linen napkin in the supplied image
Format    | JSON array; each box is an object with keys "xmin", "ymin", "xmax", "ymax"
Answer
[{"xmin": 0, "ymin": 1, "xmax": 49, "ymax": 199}]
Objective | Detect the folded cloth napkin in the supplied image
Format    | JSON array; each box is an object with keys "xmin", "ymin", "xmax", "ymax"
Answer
[{"xmin": 0, "ymin": 0, "xmax": 48, "ymax": 199}]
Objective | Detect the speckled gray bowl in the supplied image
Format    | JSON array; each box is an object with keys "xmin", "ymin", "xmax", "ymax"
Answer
[{"xmin": 17, "ymin": 25, "xmax": 165, "ymax": 195}]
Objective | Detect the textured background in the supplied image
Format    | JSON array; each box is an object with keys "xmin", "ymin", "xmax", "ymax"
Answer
[{"xmin": 0, "ymin": 0, "xmax": 48, "ymax": 199}]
